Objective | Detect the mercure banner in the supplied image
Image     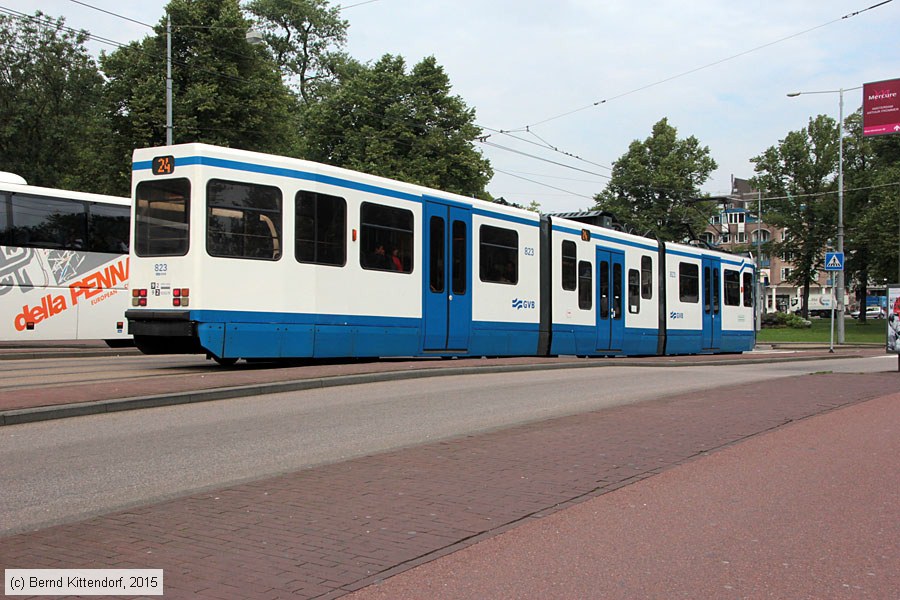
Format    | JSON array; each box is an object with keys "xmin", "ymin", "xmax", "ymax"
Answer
[{"xmin": 863, "ymin": 78, "xmax": 900, "ymax": 137}]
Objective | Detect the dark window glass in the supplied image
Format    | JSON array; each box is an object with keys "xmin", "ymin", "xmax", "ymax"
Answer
[
  {"xmin": 578, "ymin": 260, "xmax": 592, "ymax": 310},
  {"xmin": 641, "ymin": 256, "xmax": 652, "ymax": 299},
  {"xmin": 452, "ymin": 220, "xmax": 467, "ymax": 295},
  {"xmin": 613, "ymin": 262, "xmax": 623, "ymax": 320},
  {"xmin": 724, "ymin": 269, "xmax": 741, "ymax": 306},
  {"xmin": 712, "ymin": 267, "xmax": 720, "ymax": 314},
  {"xmin": 207, "ymin": 179, "xmax": 282, "ymax": 260},
  {"xmin": 704, "ymin": 267, "xmax": 711, "ymax": 313},
  {"xmin": 429, "ymin": 216, "xmax": 445, "ymax": 293},
  {"xmin": 599, "ymin": 260, "xmax": 609, "ymax": 318},
  {"xmin": 88, "ymin": 203, "xmax": 130, "ymax": 253},
  {"xmin": 9, "ymin": 193, "xmax": 87, "ymax": 250},
  {"xmin": 295, "ymin": 191, "xmax": 346, "ymax": 266},
  {"xmin": 743, "ymin": 272, "xmax": 753, "ymax": 307},
  {"xmin": 479, "ymin": 225, "xmax": 518, "ymax": 284},
  {"xmin": 628, "ymin": 268, "xmax": 640, "ymax": 313},
  {"xmin": 360, "ymin": 202, "xmax": 413, "ymax": 273},
  {"xmin": 135, "ymin": 179, "xmax": 191, "ymax": 257},
  {"xmin": 562, "ymin": 240, "xmax": 576, "ymax": 291},
  {"xmin": 0, "ymin": 193, "xmax": 9, "ymax": 244},
  {"xmin": 679, "ymin": 262, "xmax": 699, "ymax": 303}
]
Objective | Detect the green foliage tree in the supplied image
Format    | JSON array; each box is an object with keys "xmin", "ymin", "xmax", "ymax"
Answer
[
  {"xmin": 844, "ymin": 115, "xmax": 900, "ymax": 306},
  {"xmin": 751, "ymin": 115, "xmax": 838, "ymax": 319},
  {"xmin": 100, "ymin": 0, "xmax": 301, "ymax": 194},
  {"xmin": 299, "ymin": 54, "xmax": 493, "ymax": 198},
  {"xmin": 592, "ymin": 118, "xmax": 718, "ymax": 241},
  {"xmin": 244, "ymin": 0, "xmax": 348, "ymax": 103},
  {"xmin": 0, "ymin": 12, "xmax": 116, "ymax": 193}
]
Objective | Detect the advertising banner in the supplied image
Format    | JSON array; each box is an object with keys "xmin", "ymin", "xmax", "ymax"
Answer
[{"xmin": 863, "ymin": 78, "xmax": 900, "ymax": 137}]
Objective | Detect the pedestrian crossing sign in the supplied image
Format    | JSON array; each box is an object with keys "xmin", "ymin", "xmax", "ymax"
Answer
[{"xmin": 825, "ymin": 252, "xmax": 844, "ymax": 271}]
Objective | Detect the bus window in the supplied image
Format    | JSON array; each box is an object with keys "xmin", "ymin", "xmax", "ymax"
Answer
[
  {"xmin": 136, "ymin": 178, "xmax": 191, "ymax": 257},
  {"xmin": 207, "ymin": 179, "xmax": 282, "ymax": 261},
  {"xmin": 0, "ymin": 192, "xmax": 8, "ymax": 244},
  {"xmin": 10, "ymin": 194, "xmax": 87, "ymax": 250},
  {"xmin": 89, "ymin": 203, "xmax": 130, "ymax": 254}
]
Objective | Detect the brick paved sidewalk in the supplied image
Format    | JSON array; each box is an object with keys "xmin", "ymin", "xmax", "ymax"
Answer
[{"xmin": 1, "ymin": 372, "xmax": 897, "ymax": 599}]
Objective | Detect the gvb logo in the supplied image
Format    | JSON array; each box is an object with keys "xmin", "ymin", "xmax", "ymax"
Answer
[{"xmin": 512, "ymin": 298, "xmax": 536, "ymax": 310}]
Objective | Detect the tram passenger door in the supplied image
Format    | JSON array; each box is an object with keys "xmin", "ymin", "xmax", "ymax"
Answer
[
  {"xmin": 702, "ymin": 257, "xmax": 722, "ymax": 350},
  {"xmin": 423, "ymin": 198, "xmax": 471, "ymax": 351},
  {"xmin": 596, "ymin": 248, "xmax": 625, "ymax": 352}
]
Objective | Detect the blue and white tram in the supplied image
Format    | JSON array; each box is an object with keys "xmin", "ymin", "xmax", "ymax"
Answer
[{"xmin": 125, "ymin": 144, "xmax": 755, "ymax": 362}]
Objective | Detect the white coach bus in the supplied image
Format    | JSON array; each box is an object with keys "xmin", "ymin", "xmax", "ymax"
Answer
[{"xmin": 0, "ymin": 174, "xmax": 131, "ymax": 345}]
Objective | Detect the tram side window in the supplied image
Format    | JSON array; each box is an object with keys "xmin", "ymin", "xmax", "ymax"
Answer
[
  {"xmin": 9, "ymin": 194, "xmax": 87, "ymax": 250},
  {"xmin": 561, "ymin": 240, "xmax": 576, "ymax": 291},
  {"xmin": 628, "ymin": 268, "xmax": 640, "ymax": 313},
  {"xmin": 578, "ymin": 260, "xmax": 592, "ymax": 310},
  {"xmin": 296, "ymin": 191, "xmax": 346, "ymax": 266},
  {"xmin": 207, "ymin": 179, "xmax": 282, "ymax": 261},
  {"xmin": 743, "ymin": 272, "xmax": 753, "ymax": 307},
  {"xmin": 679, "ymin": 262, "xmax": 699, "ymax": 303},
  {"xmin": 89, "ymin": 203, "xmax": 130, "ymax": 253},
  {"xmin": 360, "ymin": 202, "xmax": 413, "ymax": 273},
  {"xmin": 641, "ymin": 256, "xmax": 652, "ymax": 299},
  {"xmin": 135, "ymin": 179, "xmax": 191, "ymax": 257},
  {"xmin": 724, "ymin": 269, "xmax": 741, "ymax": 306},
  {"xmin": 480, "ymin": 225, "xmax": 518, "ymax": 284}
]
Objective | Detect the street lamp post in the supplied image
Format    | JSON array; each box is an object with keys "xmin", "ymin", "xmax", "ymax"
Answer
[
  {"xmin": 787, "ymin": 86, "xmax": 862, "ymax": 345},
  {"xmin": 164, "ymin": 19, "xmax": 264, "ymax": 147},
  {"xmin": 166, "ymin": 15, "xmax": 173, "ymax": 146}
]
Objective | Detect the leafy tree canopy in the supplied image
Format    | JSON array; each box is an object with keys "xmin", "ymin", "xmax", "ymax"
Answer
[
  {"xmin": 100, "ymin": 0, "xmax": 301, "ymax": 193},
  {"xmin": 245, "ymin": 0, "xmax": 348, "ymax": 102},
  {"xmin": 299, "ymin": 54, "xmax": 493, "ymax": 198},
  {"xmin": 0, "ymin": 11, "xmax": 115, "ymax": 193},
  {"xmin": 593, "ymin": 118, "xmax": 717, "ymax": 241},
  {"xmin": 751, "ymin": 114, "xmax": 838, "ymax": 317}
]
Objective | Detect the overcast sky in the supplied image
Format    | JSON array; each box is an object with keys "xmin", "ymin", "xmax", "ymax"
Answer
[{"xmin": 5, "ymin": 1, "xmax": 899, "ymax": 212}]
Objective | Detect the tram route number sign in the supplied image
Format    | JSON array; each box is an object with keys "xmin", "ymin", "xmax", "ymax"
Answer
[{"xmin": 152, "ymin": 156, "xmax": 175, "ymax": 175}]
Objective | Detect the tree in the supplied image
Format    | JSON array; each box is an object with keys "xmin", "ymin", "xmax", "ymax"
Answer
[
  {"xmin": 751, "ymin": 115, "xmax": 838, "ymax": 319},
  {"xmin": 100, "ymin": 0, "xmax": 301, "ymax": 194},
  {"xmin": 0, "ymin": 11, "xmax": 116, "ymax": 193},
  {"xmin": 844, "ymin": 114, "xmax": 900, "ymax": 310},
  {"xmin": 592, "ymin": 118, "xmax": 718, "ymax": 241},
  {"xmin": 244, "ymin": 0, "xmax": 348, "ymax": 103},
  {"xmin": 299, "ymin": 54, "xmax": 493, "ymax": 198}
]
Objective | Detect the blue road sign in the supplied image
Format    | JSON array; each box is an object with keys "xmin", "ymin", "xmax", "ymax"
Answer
[{"xmin": 825, "ymin": 252, "xmax": 844, "ymax": 271}]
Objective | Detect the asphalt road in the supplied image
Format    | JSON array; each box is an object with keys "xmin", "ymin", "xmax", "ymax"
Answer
[{"xmin": 0, "ymin": 355, "xmax": 894, "ymax": 536}]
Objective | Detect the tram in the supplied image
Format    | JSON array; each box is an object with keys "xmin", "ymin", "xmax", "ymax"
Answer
[{"xmin": 125, "ymin": 144, "xmax": 755, "ymax": 363}]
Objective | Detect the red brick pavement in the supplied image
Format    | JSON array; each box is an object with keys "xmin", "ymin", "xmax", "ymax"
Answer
[{"xmin": 1, "ymin": 371, "xmax": 897, "ymax": 599}]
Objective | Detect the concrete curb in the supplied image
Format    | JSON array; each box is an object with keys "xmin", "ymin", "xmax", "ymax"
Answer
[{"xmin": 0, "ymin": 351, "xmax": 878, "ymax": 427}]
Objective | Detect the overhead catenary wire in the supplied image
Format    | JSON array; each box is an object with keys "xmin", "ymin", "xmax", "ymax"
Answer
[{"xmin": 504, "ymin": 0, "xmax": 894, "ymax": 132}]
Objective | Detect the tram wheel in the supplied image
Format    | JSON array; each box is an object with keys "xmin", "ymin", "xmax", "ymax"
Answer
[{"xmin": 212, "ymin": 356, "xmax": 239, "ymax": 366}]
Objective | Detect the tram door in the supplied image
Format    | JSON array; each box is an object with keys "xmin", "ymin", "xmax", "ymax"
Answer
[
  {"xmin": 596, "ymin": 248, "xmax": 625, "ymax": 352},
  {"xmin": 423, "ymin": 197, "xmax": 471, "ymax": 351},
  {"xmin": 702, "ymin": 257, "xmax": 722, "ymax": 350}
]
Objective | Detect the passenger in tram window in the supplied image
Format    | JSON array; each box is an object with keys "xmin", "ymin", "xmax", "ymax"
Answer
[
  {"xmin": 369, "ymin": 243, "xmax": 391, "ymax": 270},
  {"xmin": 390, "ymin": 247, "xmax": 403, "ymax": 271}
]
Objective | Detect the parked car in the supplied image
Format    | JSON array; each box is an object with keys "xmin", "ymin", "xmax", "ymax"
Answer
[{"xmin": 850, "ymin": 306, "xmax": 886, "ymax": 319}]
